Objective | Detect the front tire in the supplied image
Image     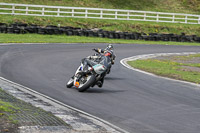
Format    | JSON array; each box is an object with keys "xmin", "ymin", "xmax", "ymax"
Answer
[
  {"xmin": 66, "ymin": 77, "xmax": 74, "ymax": 88},
  {"xmin": 77, "ymin": 75, "xmax": 96, "ymax": 92}
]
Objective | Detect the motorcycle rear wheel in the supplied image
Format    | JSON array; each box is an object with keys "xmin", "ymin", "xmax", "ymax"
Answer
[{"xmin": 77, "ymin": 75, "xmax": 96, "ymax": 92}]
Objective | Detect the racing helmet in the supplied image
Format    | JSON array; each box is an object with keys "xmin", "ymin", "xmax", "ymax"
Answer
[{"xmin": 106, "ymin": 44, "xmax": 113, "ymax": 50}]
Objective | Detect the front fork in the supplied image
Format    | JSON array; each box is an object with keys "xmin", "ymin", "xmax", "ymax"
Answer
[
  {"xmin": 74, "ymin": 63, "xmax": 93, "ymax": 88},
  {"xmin": 73, "ymin": 64, "xmax": 83, "ymax": 88}
]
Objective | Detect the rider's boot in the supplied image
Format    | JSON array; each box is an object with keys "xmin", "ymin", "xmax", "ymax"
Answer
[
  {"xmin": 96, "ymin": 81, "xmax": 103, "ymax": 88},
  {"xmin": 97, "ymin": 77, "xmax": 104, "ymax": 88}
]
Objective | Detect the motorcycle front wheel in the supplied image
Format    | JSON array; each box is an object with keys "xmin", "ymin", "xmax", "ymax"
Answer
[
  {"xmin": 66, "ymin": 77, "xmax": 74, "ymax": 88},
  {"xmin": 77, "ymin": 75, "xmax": 96, "ymax": 92}
]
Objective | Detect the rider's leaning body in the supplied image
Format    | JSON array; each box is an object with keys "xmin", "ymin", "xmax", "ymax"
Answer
[
  {"xmin": 67, "ymin": 44, "xmax": 116, "ymax": 90},
  {"xmin": 80, "ymin": 44, "xmax": 115, "ymax": 87},
  {"xmin": 89, "ymin": 44, "xmax": 116, "ymax": 87},
  {"xmin": 78, "ymin": 44, "xmax": 115, "ymax": 88},
  {"xmin": 93, "ymin": 44, "xmax": 116, "ymax": 65}
]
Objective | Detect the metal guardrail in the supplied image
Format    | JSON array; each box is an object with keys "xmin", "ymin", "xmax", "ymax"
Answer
[{"xmin": 0, "ymin": 3, "xmax": 200, "ymax": 24}]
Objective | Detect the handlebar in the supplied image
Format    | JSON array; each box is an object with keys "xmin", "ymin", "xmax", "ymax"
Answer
[
  {"xmin": 92, "ymin": 48, "xmax": 98, "ymax": 52},
  {"xmin": 92, "ymin": 49, "xmax": 101, "ymax": 54}
]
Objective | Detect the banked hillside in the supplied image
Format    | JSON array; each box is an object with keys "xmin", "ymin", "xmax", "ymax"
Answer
[
  {"xmin": 0, "ymin": 0, "xmax": 200, "ymax": 36},
  {"xmin": 1, "ymin": 0, "xmax": 200, "ymax": 14}
]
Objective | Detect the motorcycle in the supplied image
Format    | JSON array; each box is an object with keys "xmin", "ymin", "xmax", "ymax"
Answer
[{"xmin": 66, "ymin": 49, "xmax": 112, "ymax": 92}]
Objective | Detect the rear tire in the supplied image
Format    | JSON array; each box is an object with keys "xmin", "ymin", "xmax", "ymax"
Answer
[{"xmin": 77, "ymin": 75, "xmax": 96, "ymax": 92}]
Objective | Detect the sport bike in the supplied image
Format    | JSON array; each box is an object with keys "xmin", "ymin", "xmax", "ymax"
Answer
[{"xmin": 66, "ymin": 49, "xmax": 112, "ymax": 92}]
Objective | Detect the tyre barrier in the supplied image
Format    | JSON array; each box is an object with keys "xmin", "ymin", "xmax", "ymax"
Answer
[{"xmin": 0, "ymin": 23, "xmax": 200, "ymax": 43}]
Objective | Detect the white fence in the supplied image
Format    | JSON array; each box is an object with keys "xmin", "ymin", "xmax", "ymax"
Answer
[{"xmin": 0, "ymin": 3, "xmax": 200, "ymax": 24}]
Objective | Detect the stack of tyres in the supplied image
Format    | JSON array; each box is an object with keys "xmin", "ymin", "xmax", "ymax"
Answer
[
  {"xmin": 92, "ymin": 31, "xmax": 99, "ymax": 37},
  {"xmin": 7, "ymin": 25, "xmax": 14, "ymax": 34},
  {"xmin": 119, "ymin": 32, "xmax": 125, "ymax": 39},
  {"xmin": 149, "ymin": 33, "xmax": 161, "ymax": 41},
  {"xmin": 124, "ymin": 32, "xmax": 132, "ymax": 39},
  {"xmin": 113, "ymin": 32, "xmax": 120, "ymax": 39},
  {"xmin": 87, "ymin": 30, "xmax": 95, "ymax": 37},
  {"xmin": 38, "ymin": 27, "xmax": 46, "ymax": 34},
  {"xmin": 0, "ymin": 23, "xmax": 200, "ymax": 43},
  {"xmin": 77, "ymin": 30, "xmax": 85, "ymax": 36},
  {"xmin": 7, "ymin": 23, "xmax": 27, "ymax": 34},
  {"xmin": 25, "ymin": 25, "xmax": 39, "ymax": 34},
  {"xmin": 108, "ymin": 32, "xmax": 114, "ymax": 39},
  {"xmin": 103, "ymin": 31, "xmax": 109, "ymax": 38},
  {"xmin": 97, "ymin": 31, "xmax": 104, "ymax": 38},
  {"xmin": 43, "ymin": 26, "xmax": 58, "ymax": 35},
  {"xmin": 133, "ymin": 32, "xmax": 141, "ymax": 40},
  {"xmin": 194, "ymin": 36, "xmax": 200, "ymax": 43},
  {"xmin": 65, "ymin": 29, "xmax": 74, "ymax": 36},
  {"xmin": 17, "ymin": 23, "xmax": 28, "ymax": 34},
  {"xmin": 73, "ymin": 30, "xmax": 79, "ymax": 36},
  {"xmin": 0, "ymin": 23, "xmax": 7, "ymax": 33}
]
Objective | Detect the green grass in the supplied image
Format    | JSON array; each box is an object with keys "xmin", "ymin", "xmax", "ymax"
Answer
[
  {"xmin": 127, "ymin": 54, "xmax": 200, "ymax": 84},
  {"xmin": 0, "ymin": 89, "xmax": 19, "ymax": 116},
  {"xmin": 1, "ymin": 14, "xmax": 200, "ymax": 36},
  {"xmin": 0, "ymin": 101, "xmax": 16, "ymax": 113},
  {"xmin": 0, "ymin": 96, "xmax": 19, "ymax": 124},
  {"xmin": 1, "ymin": 33, "xmax": 200, "ymax": 46}
]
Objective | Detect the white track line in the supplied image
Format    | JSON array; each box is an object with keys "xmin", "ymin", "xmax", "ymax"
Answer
[{"xmin": 120, "ymin": 52, "xmax": 200, "ymax": 88}]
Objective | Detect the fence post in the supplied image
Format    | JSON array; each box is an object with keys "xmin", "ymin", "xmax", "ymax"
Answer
[
  {"xmin": 57, "ymin": 8, "xmax": 60, "ymax": 16},
  {"xmin": 144, "ymin": 12, "xmax": 146, "ymax": 20},
  {"xmin": 100, "ymin": 10, "xmax": 103, "ymax": 18},
  {"xmin": 26, "ymin": 6, "xmax": 28, "ymax": 15},
  {"xmin": 127, "ymin": 11, "xmax": 130, "ymax": 20},
  {"xmin": 42, "ymin": 7, "xmax": 45, "ymax": 16},
  {"xmin": 12, "ymin": 4, "xmax": 15, "ymax": 15},
  {"xmin": 172, "ymin": 14, "xmax": 175, "ymax": 23},
  {"xmin": 156, "ymin": 13, "xmax": 159, "ymax": 22},
  {"xmin": 185, "ymin": 15, "xmax": 188, "ymax": 24},
  {"xmin": 72, "ymin": 9, "xmax": 74, "ymax": 17},
  {"xmin": 115, "ymin": 11, "xmax": 118, "ymax": 19},
  {"xmin": 85, "ymin": 9, "xmax": 88, "ymax": 18}
]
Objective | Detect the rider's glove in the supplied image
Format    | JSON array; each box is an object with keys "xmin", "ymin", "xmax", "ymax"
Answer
[
  {"xmin": 93, "ymin": 48, "xmax": 99, "ymax": 53},
  {"xmin": 97, "ymin": 48, "xmax": 102, "ymax": 53}
]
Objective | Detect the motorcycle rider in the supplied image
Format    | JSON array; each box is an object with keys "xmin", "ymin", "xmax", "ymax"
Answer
[
  {"xmin": 78, "ymin": 44, "xmax": 115, "ymax": 88},
  {"xmin": 93, "ymin": 44, "xmax": 116, "ymax": 65},
  {"xmin": 67, "ymin": 44, "xmax": 116, "ymax": 90},
  {"xmin": 91, "ymin": 44, "xmax": 116, "ymax": 87}
]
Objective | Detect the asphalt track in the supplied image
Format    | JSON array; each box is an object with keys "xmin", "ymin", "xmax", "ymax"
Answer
[{"xmin": 0, "ymin": 43, "xmax": 200, "ymax": 133}]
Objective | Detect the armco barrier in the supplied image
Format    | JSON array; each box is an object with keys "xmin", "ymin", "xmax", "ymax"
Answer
[{"xmin": 0, "ymin": 23, "xmax": 200, "ymax": 43}]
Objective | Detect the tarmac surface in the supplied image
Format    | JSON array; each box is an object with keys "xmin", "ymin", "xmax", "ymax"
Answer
[{"xmin": 0, "ymin": 43, "xmax": 200, "ymax": 133}]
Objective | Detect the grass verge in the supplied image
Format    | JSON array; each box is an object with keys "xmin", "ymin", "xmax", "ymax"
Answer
[
  {"xmin": 1, "ymin": 15, "xmax": 200, "ymax": 36},
  {"xmin": 1, "ymin": 33, "xmax": 200, "ymax": 46},
  {"xmin": 0, "ymin": 87, "xmax": 69, "ymax": 132},
  {"xmin": 127, "ymin": 54, "xmax": 200, "ymax": 84},
  {"xmin": 0, "ymin": 88, "xmax": 19, "ymax": 133}
]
